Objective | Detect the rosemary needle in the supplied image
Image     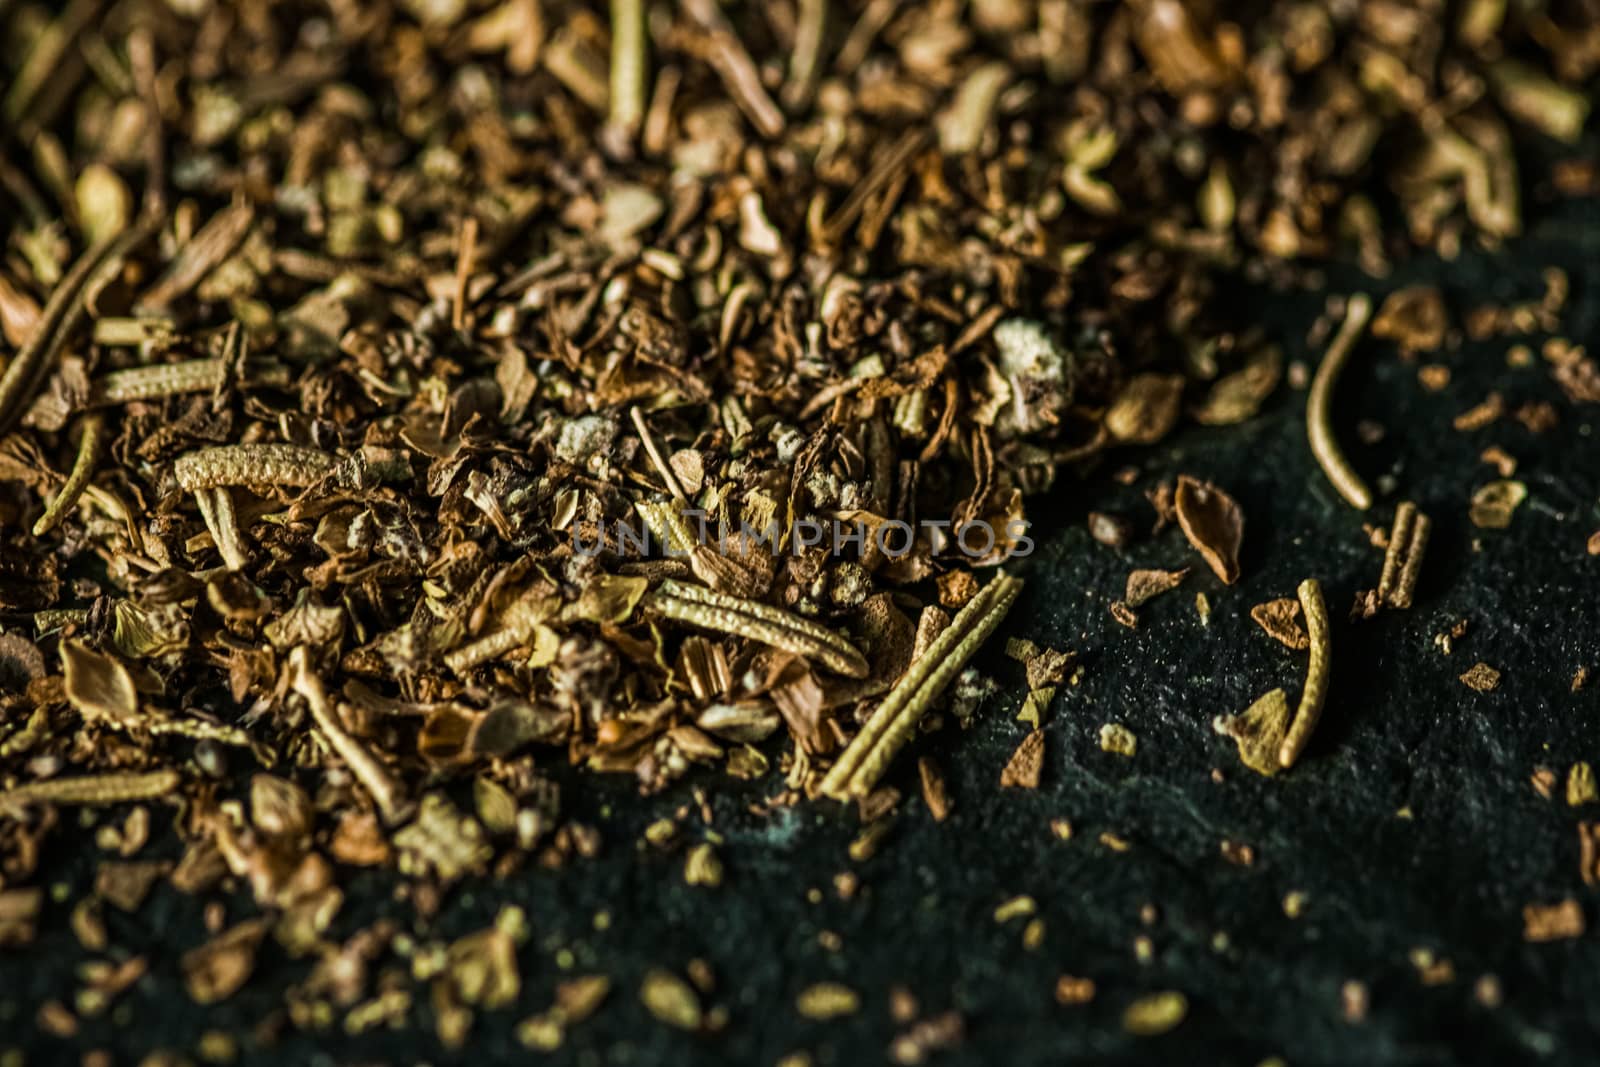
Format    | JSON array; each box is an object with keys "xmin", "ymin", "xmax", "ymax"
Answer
[
  {"xmin": 821, "ymin": 572, "xmax": 1023, "ymax": 799},
  {"xmin": 32, "ymin": 413, "xmax": 106, "ymax": 536},
  {"xmin": 651, "ymin": 581, "xmax": 869, "ymax": 679},
  {"xmin": 1307, "ymin": 293, "xmax": 1375, "ymax": 510},
  {"xmin": 1279, "ymin": 578, "xmax": 1331, "ymax": 769}
]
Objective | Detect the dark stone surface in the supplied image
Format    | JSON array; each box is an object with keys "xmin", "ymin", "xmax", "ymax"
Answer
[{"xmin": 5, "ymin": 198, "xmax": 1600, "ymax": 1067}]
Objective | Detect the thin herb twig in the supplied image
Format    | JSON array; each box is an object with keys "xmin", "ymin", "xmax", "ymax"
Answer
[
  {"xmin": 32, "ymin": 413, "xmax": 106, "ymax": 536},
  {"xmin": 822, "ymin": 128, "xmax": 930, "ymax": 244},
  {"xmin": 681, "ymin": 0, "xmax": 785, "ymax": 139},
  {"xmin": 1279, "ymin": 578, "xmax": 1330, "ymax": 769},
  {"xmin": 0, "ymin": 217, "xmax": 158, "ymax": 434},
  {"xmin": 1307, "ymin": 293, "xmax": 1375, "ymax": 510},
  {"xmin": 630, "ymin": 405, "xmax": 688, "ymax": 502},
  {"xmin": 452, "ymin": 215, "xmax": 478, "ymax": 332},
  {"xmin": 1377, "ymin": 501, "xmax": 1431, "ymax": 609},
  {"xmin": 783, "ymin": 0, "xmax": 826, "ymax": 111},
  {"xmin": 609, "ymin": 0, "xmax": 648, "ymax": 144},
  {"xmin": 174, "ymin": 444, "xmax": 337, "ymax": 491},
  {"xmin": 820, "ymin": 573, "xmax": 1023, "ymax": 799},
  {"xmin": 651, "ymin": 580, "xmax": 869, "ymax": 679},
  {"xmin": 288, "ymin": 647, "xmax": 412, "ymax": 826}
]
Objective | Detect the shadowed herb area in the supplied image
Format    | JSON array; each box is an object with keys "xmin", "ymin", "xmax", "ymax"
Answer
[{"xmin": 2, "ymin": 1, "xmax": 1599, "ymax": 1064}]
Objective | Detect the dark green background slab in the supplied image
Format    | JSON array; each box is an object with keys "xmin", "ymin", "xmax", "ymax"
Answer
[{"xmin": 4, "ymin": 192, "xmax": 1600, "ymax": 1067}]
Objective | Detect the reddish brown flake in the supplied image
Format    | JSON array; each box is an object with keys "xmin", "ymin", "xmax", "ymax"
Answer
[
  {"xmin": 1001, "ymin": 730, "xmax": 1044, "ymax": 790},
  {"xmin": 1173, "ymin": 475, "xmax": 1244, "ymax": 584},
  {"xmin": 936, "ymin": 569, "xmax": 979, "ymax": 609},
  {"xmin": 1454, "ymin": 393, "xmax": 1506, "ymax": 432},
  {"xmin": 1523, "ymin": 899, "xmax": 1585, "ymax": 942},
  {"xmin": 1250, "ymin": 598, "xmax": 1309, "ymax": 650},
  {"xmin": 1373, "ymin": 285, "xmax": 1448, "ymax": 353},
  {"xmin": 1416, "ymin": 364, "xmax": 1451, "ymax": 392},
  {"xmin": 1124, "ymin": 567, "xmax": 1189, "ymax": 608},
  {"xmin": 1054, "ymin": 976, "xmax": 1096, "ymax": 1005},
  {"xmin": 1459, "ymin": 663, "xmax": 1502, "ymax": 692}
]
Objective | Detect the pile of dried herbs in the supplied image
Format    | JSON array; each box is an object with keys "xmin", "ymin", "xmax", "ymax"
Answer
[{"xmin": 0, "ymin": 0, "xmax": 1595, "ymax": 1045}]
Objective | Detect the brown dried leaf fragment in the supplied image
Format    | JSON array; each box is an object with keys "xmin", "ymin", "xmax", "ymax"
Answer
[
  {"xmin": 1460, "ymin": 663, "xmax": 1501, "ymax": 692},
  {"xmin": 1001, "ymin": 730, "xmax": 1044, "ymax": 789},
  {"xmin": 1524, "ymin": 899, "xmax": 1585, "ymax": 942},
  {"xmin": 95, "ymin": 861, "xmax": 170, "ymax": 912},
  {"xmin": 1024, "ymin": 648, "xmax": 1076, "ymax": 690},
  {"xmin": 1192, "ymin": 345, "xmax": 1282, "ymax": 426},
  {"xmin": 1105, "ymin": 374, "xmax": 1185, "ymax": 444},
  {"xmin": 1174, "ymin": 475, "xmax": 1244, "ymax": 584},
  {"xmin": 61, "ymin": 639, "xmax": 138, "ymax": 723},
  {"xmin": 181, "ymin": 918, "xmax": 269, "ymax": 1004},
  {"xmin": 1124, "ymin": 567, "xmax": 1189, "ymax": 608},
  {"xmin": 1373, "ymin": 286, "xmax": 1449, "ymax": 353},
  {"xmin": 1213, "ymin": 689, "xmax": 1290, "ymax": 777},
  {"xmin": 1250, "ymin": 599, "xmax": 1309, "ymax": 650}
]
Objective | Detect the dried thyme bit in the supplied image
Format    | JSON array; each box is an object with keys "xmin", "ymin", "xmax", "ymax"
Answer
[
  {"xmin": 1279, "ymin": 578, "xmax": 1331, "ymax": 770},
  {"xmin": 32, "ymin": 414, "xmax": 106, "ymax": 536},
  {"xmin": 1307, "ymin": 293, "xmax": 1375, "ymax": 510},
  {"xmin": 651, "ymin": 580, "xmax": 868, "ymax": 679},
  {"xmin": 1376, "ymin": 501, "xmax": 1432, "ymax": 610},
  {"xmin": 0, "ymin": 769, "xmax": 180, "ymax": 811},
  {"xmin": 174, "ymin": 443, "xmax": 338, "ymax": 491},
  {"xmin": 90, "ymin": 358, "xmax": 225, "ymax": 405},
  {"xmin": 287, "ymin": 646, "xmax": 412, "ymax": 826},
  {"xmin": 820, "ymin": 573, "xmax": 1024, "ymax": 800}
]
